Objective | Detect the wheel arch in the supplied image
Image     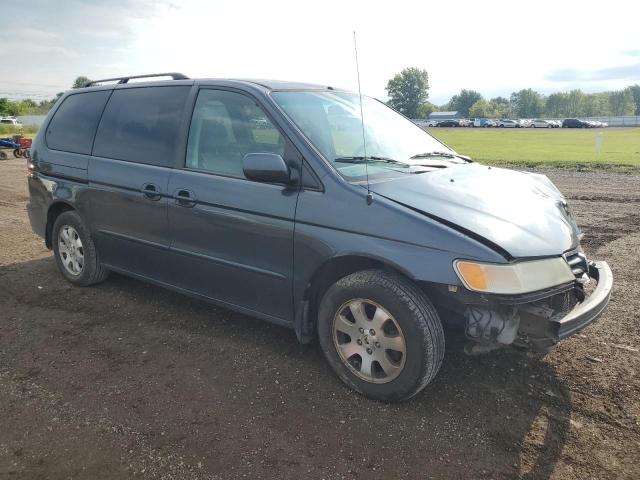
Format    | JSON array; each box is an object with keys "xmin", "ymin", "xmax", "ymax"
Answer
[
  {"xmin": 45, "ymin": 201, "xmax": 76, "ymax": 249},
  {"xmin": 294, "ymin": 253, "xmax": 418, "ymax": 343}
]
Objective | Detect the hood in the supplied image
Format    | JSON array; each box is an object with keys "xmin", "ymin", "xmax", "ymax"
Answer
[{"xmin": 370, "ymin": 163, "xmax": 581, "ymax": 258}]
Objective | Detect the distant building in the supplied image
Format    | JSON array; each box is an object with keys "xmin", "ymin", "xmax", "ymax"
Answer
[{"xmin": 428, "ymin": 111, "xmax": 461, "ymax": 120}]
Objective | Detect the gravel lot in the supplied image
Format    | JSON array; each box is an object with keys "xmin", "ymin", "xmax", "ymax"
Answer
[{"xmin": 1, "ymin": 156, "xmax": 639, "ymax": 479}]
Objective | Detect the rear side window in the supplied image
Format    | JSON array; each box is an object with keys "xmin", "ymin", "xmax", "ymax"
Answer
[
  {"xmin": 46, "ymin": 90, "xmax": 111, "ymax": 155},
  {"xmin": 93, "ymin": 86, "xmax": 190, "ymax": 167}
]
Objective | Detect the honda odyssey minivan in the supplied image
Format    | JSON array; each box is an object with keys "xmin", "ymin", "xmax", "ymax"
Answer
[{"xmin": 27, "ymin": 73, "xmax": 612, "ymax": 401}]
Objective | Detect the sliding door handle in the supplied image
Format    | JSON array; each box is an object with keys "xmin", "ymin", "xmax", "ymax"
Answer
[{"xmin": 173, "ymin": 189, "xmax": 196, "ymax": 208}]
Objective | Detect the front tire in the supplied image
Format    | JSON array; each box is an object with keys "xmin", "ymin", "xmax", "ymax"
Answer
[
  {"xmin": 318, "ymin": 270, "xmax": 445, "ymax": 402},
  {"xmin": 52, "ymin": 211, "xmax": 109, "ymax": 286}
]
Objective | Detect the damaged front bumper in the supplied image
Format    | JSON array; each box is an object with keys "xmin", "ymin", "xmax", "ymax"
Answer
[
  {"xmin": 549, "ymin": 261, "xmax": 612, "ymax": 342},
  {"xmin": 514, "ymin": 261, "xmax": 613, "ymax": 349},
  {"xmin": 446, "ymin": 260, "xmax": 613, "ymax": 352}
]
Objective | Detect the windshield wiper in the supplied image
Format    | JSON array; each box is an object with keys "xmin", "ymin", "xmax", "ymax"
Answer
[
  {"xmin": 334, "ymin": 156, "xmax": 411, "ymax": 167},
  {"xmin": 410, "ymin": 151, "xmax": 471, "ymax": 163}
]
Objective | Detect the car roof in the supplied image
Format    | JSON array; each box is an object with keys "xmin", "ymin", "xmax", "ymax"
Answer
[
  {"xmin": 73, "ymin": 76, "xmax": 349, "ymax": 94},
  {"xmin": 217, "ymin": 79, "xmax": 346, "ymax": 91}
]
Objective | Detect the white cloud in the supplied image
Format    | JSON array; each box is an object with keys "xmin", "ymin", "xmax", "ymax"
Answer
[
  {"xmin": 3, "ymin": 0, "xmax": 640, "ymax": 102},
  {"xmin": 124, "ymin": 0, "xmax": 640, "ymax": 103}
]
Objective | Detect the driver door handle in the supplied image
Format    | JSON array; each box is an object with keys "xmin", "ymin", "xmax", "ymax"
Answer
[{"xmin": 141, "ymin": 183, "xmax": 162, "ymax": 201}]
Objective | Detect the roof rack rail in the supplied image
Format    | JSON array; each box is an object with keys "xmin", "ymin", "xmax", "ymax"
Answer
[{"xmin": 84, "ymin": 73, "xmax": 189, "ymax": 87}]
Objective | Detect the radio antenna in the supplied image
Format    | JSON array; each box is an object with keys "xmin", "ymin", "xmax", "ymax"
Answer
[{"xmin": 353, "ymin": 31, "xmax": 373, "ymax": 205}]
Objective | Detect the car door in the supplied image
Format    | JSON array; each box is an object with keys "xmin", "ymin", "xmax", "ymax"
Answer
[
  {"xmin": 167, "ymin": 88, "xmax": 301, "ymax": 322},
  {"xmin": 88, "ymin": 84, "xmax": 191, "ymax": 282}
]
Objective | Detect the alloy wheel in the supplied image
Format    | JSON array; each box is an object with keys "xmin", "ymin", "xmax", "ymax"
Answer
[
  {"xmin": 332, "ymin": 298, "xmax": 406, "ymax": 383},
  {"xmin": 58, "ymin": 225, "xmax": 84, "ymax": 275}
]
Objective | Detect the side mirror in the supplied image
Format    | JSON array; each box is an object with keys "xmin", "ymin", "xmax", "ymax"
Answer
[{"xmin": 242, "ymin": 153, "xmax": 291, "ymax": 184}]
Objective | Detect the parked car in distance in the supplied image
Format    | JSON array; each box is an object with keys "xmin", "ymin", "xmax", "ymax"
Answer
[
  {"xmin": 498, "ymin": 119, "xmax": 519, "ymax": 128},
  {"xmin": 27, "ymin": 73, "xmax": 613, "ymax": 402},
  {"xmin": 0, "ymin": 117, "xmax": 23, "ymax": 128},
  {"xmin": 414, "ymin": 119, "xmax": 439, "ymax": 128},
  {"xmin": 458, "ymin": 119, "xmax": 472, "ymax": 128},
  {"xmin": 473, "ymin": 118, "xmax": 494, "ymax": 128},
  {"xmin": 517, "ymin": 119, "xmax": 532, "ymax": 128},
  {"xmin": 532, "ymin": 119, "xmax": 554, "ymax": 128},
  {"xmin": 562, "ymin": 118, "xmax": 591, "ymax": 128},
  {"xmin": 436, "ymin": 119, "xmax": 461, "ymax": 127}
]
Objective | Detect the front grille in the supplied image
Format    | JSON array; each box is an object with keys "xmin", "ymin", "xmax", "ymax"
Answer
[
  {"xmin": 550, "ymin": 289, "xmax": 581, "ymax": 316},
  {"xmin": 564, "ymin": 248, "xmax": 589, "ymax": 283}
]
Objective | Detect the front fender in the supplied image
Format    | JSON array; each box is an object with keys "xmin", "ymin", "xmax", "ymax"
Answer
[{"xmin": 293, "ymin": 181, "xmax": 508, "ymax": 311}]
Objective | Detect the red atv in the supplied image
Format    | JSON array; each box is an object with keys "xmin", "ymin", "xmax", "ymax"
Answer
[
  {"xmin": 0, "ymin": 135, "xmax": 32, "ymax": 158},
  {"xmin": 15, "ymin": 136, "xmax": 31, "ymax": 157}
]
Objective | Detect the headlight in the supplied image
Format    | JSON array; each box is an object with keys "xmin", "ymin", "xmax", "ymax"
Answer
[{"xmin": 454, "ymin": 258, "xmax": 575, "ymax": 295}]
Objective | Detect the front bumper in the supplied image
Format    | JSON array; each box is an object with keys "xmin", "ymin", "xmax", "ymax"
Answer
[
  {"xmin": 453, "ymin": 260, "xmax": 613, "ymax": 351},
  {"xmin": 516, "ymin": 260, "xmax": 613, "ymax": 348},
  {"xmin": 552, "ymin": 261, "xmax": 613, "ymax": 341}
]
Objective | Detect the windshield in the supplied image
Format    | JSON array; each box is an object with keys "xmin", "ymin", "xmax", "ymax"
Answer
[{"xmin": 271, "ymin": 91, "xmax": 455, "ymax": 181}]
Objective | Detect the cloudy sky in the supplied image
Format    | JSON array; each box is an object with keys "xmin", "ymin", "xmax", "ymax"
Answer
[{"xmin": 1, "ymin": 0, "xmax": 638, "ymax": 104}]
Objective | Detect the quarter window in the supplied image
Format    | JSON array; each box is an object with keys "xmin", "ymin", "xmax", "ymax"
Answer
[
  {"xmin": 185, "ymin": 89, "xmax": 284, "ymax": 178},
  {"xmin": 46, "ymin": 90, "xmax": 111, "ymax": 155},
  {"xmin": 93, "ymin": 86, "xmax": 190, "ymax": 167}
]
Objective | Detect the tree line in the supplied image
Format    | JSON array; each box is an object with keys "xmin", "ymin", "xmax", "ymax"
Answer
[
  {"xmin": 2, "ymin": 72, "xmax": 639, "ymax": 120},
  {"xmin": 386, "ymin": 68, "xmax": 640, "ymax": 119}
]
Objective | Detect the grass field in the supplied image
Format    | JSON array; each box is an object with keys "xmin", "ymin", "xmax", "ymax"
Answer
[
  {"xmin": 0, "ymin": 125, "xmax": 38, "ymax": 136},
  {"xmin": 5, "ymin": 126, "xmax": 639, "ymax": 170},
  {"xmin": 427, "ymin": 127, "xmax": 640, "ymax": 170}
]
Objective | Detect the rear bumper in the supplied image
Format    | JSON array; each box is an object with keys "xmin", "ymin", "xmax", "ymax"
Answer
[
  {"xmin": 27, "ymin": 201, "xmax": 46, "ymax": 239},
  {"xmin": 552, "ymin": 261, "xmax": 613, "ymax": 341},
  {"xmin": 26, "ymin": 175, "xmax": 50, "ymax": 242}
]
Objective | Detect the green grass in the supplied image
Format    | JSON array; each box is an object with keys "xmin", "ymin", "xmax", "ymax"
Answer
[
  {"xmin": 6, "ymin": 124, "xmax": 639, "ymax": 171},
  {"xmin": 0, "ymin": 124, "xmax": 39, "ymax": 136},
  {"xmin": 427, "ymin": 127, "xmax": 640, "ymax": 170}
]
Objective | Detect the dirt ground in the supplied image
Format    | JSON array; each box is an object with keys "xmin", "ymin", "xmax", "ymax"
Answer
[{"xmin": 1, "ymin": 155, "xmax": 639, "ymax": 479}]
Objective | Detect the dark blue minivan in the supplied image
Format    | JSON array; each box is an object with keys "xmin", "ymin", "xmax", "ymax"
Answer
[{"xmin": 27, "ymin": 73, "xmax": 612, "ymax": 401}]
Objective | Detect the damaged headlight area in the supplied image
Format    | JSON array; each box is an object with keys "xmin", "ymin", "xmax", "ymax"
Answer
[
  {"xmin": 454, "ymin": 257, "xmax": 575, "ymax": 295},
  {"xmin": 462, "ymin": 289, "xmax": 580, "ymax": 355},
  {"xmin": 446, "ymin": 259, "xmax": 613, "ymax": 355}
]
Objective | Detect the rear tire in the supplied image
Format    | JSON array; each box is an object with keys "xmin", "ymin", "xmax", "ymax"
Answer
[
  {"xmin": 52, "ymin": 211, "xmax": 109, "ymax": 286},
  {"xmin": 318, "ymin": 269, "xmax": 445, "ymax": 402}
]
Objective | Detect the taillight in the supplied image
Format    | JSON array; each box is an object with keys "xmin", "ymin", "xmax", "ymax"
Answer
[{"xmin": 27, "ymin": 158, "xmax": 34, "ymax": 178}]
